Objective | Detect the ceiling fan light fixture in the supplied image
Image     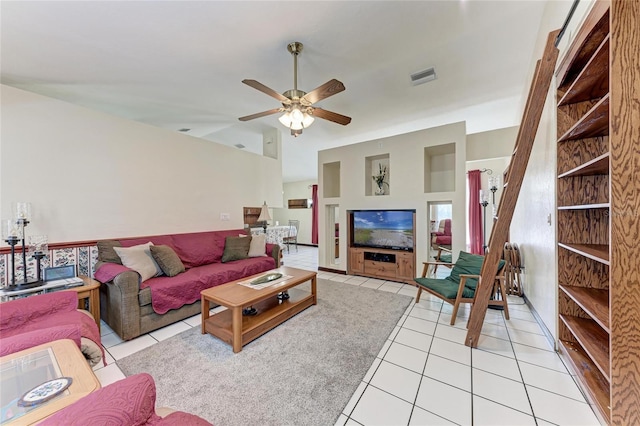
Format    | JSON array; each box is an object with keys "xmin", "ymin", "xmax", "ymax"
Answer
[
  {"xmin": 302, "ymin": 113, "xmax": 314, "ymax": 128},
  {"xmin": 279, "ymin": 106, "xmax": 314, "ymax": 133},
  {"xmin": 291, "ymin": 107, "xmax": 304, "ymax": 122},
  {"xmin": 239, "ymin": 41, "xmax": 350, "ymax": 133},
  {"xmin": 278, "ymin": 113, "xmax": 293, "ymax": 127}
]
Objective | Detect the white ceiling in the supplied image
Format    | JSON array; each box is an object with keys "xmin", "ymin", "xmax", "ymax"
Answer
[{"xmin": 1, "ymin": 1, "xmax": 561, "ymax": 182}]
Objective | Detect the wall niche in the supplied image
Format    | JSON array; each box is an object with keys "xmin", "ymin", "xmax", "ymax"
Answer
[
  {"xmin": 366, "ymin": 154, "xmax": 390, "ymax": 196},
  {"xmin": 323, "ymin": 161, "xmax": 341, "ymax": 198},
  {"xmin": 424, "ymin": 143, "xmax": 456, "ymax": 193}
]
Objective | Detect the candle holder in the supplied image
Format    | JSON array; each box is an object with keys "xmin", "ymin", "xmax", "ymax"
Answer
[
  {"xmin": 4, "ymin": 203, "xmax": 42, "ymax": 289},
  {"xmin": 479, "ymin": 190, "xmax": 490, "ymax": 253},
  {"xmin": 2, "ymin": 218, "xmax": 22, "ymax": 288},
  {"xmin": 28, "ymin": 235, "xmax": 48, "ymax": 283},
  {"xmin": 488, "ymin": 176, "xmax": 501, "ymax": 217}
]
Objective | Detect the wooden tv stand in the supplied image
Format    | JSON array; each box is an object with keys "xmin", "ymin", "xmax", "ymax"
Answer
[{"xmin": 347, "ymin": 247, "xmax": 415, "ymax": 284}]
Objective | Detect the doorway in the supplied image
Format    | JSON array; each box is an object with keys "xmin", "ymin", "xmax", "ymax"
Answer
[{"xmin": 428, "ymin": 201, "xmax": 452, "ymax": 255}]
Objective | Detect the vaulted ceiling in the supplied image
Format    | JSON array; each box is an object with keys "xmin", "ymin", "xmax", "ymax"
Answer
[{"xmin": 1, "ymin": 1, "xmax": 561, "ymax": 182}]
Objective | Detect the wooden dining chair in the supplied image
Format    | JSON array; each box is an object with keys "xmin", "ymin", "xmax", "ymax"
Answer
[{"xmin": 283, "ymin": 220, "xmax": 299, "ymax": 253}]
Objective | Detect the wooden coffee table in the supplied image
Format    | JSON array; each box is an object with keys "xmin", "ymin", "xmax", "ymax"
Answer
[
  {"xmin": 0, "ymin": 339, "xmax": 101, "ymax": 424},
  {"xmin": 201, "ymin": 266, "xmax": 317, "ymax": 353}
]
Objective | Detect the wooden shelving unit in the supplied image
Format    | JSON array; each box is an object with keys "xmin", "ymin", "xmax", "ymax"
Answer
[
  {"xmin": 555, "ymin": 1, "xmax": 640, "ymax": 424},
  {"xmin": 243, "ymin": 207, "xmax": 262, "ymax": 227}
]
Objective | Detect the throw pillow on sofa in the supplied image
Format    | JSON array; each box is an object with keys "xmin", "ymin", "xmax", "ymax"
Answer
[
  {"xmin": 247, "ymin": 233, "xmax": 268, "ymax": 257},
  {"xmin": 150, "ymin": 245, "xmax": 186, "ymax": 277},
  {"xmin": 221, "ymin": 236, "xmax": 251, "ymax": 263},
  {"xmin": 114, "ymin": 242, "xmax": 162, "ymax": 282},
  {"xmin": 97, "ymin": 240, "xmax": 123, "ymax": 264}
]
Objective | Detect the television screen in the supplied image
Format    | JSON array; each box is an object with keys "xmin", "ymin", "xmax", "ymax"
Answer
[{"xmin": 352, "ymin": 210, "xmax": 414, "ymax": 251}]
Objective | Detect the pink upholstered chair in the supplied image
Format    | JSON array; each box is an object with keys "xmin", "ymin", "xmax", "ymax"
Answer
[
  {"xmin": 431, "ymin": 218, "xmax": 452, "ymax": 249},
  {"xmin": 0, "ymin": 291, "xmax": 104, "ymax": 366},
  {"xmin": 39, "ymin": 373, "xmax": 212, "ymax": 425}
]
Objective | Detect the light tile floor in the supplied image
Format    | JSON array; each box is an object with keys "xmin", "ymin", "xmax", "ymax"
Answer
[{"xmin": 93, "ymin": 245, "xmax": 602, "ymax": 425}]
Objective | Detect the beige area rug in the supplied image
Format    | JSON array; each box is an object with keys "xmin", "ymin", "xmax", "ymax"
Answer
[{"xmin": 117, "ymin": 278, "xmax": 413, "ymax": 426}]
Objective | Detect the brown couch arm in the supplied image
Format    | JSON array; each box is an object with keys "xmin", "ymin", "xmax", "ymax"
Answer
[
  {"xmin": 269, "ymin": 244, "xmax": 281, "ymax": 267},
  {"xmin": 97, "ymin": 260, "xmax": 143, "ymax": 341}
]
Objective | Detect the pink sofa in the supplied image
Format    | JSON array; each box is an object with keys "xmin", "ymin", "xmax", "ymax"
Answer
[
  {"xmin": 0, "ymin": 291, "xmax": 104, "ymax": 367},
  {"xmin": 39, "ymin": 373, "xmax": 212, "ymax": 425},
  {"xmin": 95, "ymin": 229, "xmax": 281, "ymax": 340}
]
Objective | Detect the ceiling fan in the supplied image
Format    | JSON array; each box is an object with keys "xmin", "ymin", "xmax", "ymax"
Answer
[{"xmin": 239, "ymin": 41, "xmax": 351, "ymax": 137}]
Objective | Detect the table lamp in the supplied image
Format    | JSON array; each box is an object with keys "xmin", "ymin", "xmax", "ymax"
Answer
[{"xmin": 257, "ymin": 201, "xmax": 271, "ymax": 233}]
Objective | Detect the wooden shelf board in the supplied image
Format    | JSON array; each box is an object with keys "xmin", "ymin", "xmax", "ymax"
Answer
[
  {"xmin": 560, "ymin": 315, "xmax": 610, "ymax": 380},
  {"xmin": 558, "ymin": 35, "xmax": 610, "ymax": 106},
  {"xmin": 560, "ymin": 285, "xmax": 610, "ymax": 332},
  {"xmin": 558, "ymin": 153, "xmax": 609, "ymax": 178},
  {"xmin": 558, "ymin": 243, "xmax": 609, "ymax": 265},
  {"xmin": 558, "ymin": 203, "xmax": 610, "ymax": 210},
  {"xmin": 558, "ymin": 94, "xmax": 609, "ymax": 142},
  {"xmin": 558, "ymin": 340, "xmax": 611, "ymax": 424},
  {"xmin": 204, "ymin": 291, "xmax": 314, "ymax": 345}
]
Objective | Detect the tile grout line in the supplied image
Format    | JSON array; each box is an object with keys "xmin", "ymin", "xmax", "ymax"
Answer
[{"xmin": 503, "ymin": 310, "xmax": 539, "ymax": 423}]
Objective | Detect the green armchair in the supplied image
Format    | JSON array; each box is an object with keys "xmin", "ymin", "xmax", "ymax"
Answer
[{"xmin": 414, "ymin": 251, "xmax": 509, "ymax": 325}]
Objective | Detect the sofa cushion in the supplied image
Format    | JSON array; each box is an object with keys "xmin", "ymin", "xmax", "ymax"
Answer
[
  {"xmin": 221, "ymin": 236, "xmax": 251, "ymax": 263},
  {"xmin": 114, "ymin": 243, "xmax": 162, "ymax": 282},
  {"xmin": 150, "ymin": 245, "xmax": 185, "ymax": 277},
  {"xmin": 169, "ymin": 232, "xmax": 219, "ymax": 268},
  {"xmin": 248, "ymin": 233, "xmax": 267, "ymax": 257},
  {"xmin": 97, "ymin": 240, "xmax": 123, "ymax": 264},
  {"xmin": 141, "ymin": 256, "xmax": 276, "ymax": 314}
]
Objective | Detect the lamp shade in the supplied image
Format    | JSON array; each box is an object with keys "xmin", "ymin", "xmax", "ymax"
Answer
[{"xmin": 257, "ymin": 202, "xmax": 271, "ymax": 223}]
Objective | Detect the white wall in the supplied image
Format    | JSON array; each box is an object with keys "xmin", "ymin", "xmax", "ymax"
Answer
[
  {"xmin": 0, "ymin": 85, "xmax": 283, "ymax": 244},
  {"xmin": 272, "ymin": 180, "xmax": 316, "ymax": 245},
  {"xmin": 466, "ymin": 126, "xmax": 518, "ymax": 161},
  {"xmin": 510, "ymin": 0, "xmax": 595, "ymax": 341},
  {"xmin": 317, "ymin": 122, "xmax": 467, "ymax": 271}
]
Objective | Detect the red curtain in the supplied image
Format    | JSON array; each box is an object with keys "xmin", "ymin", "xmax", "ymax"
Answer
[
  {"xmin": 311, "ymin": 184, "xmax": 318, "ymax": 245},
  {"xmin": 468, "ymin": 170, "xmax": 483, "ymax": 254}
]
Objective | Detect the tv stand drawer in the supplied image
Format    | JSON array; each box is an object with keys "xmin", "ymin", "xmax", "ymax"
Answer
[{"xmin": 364, "ymin": 260, "xmax": 396, "ymax": 278}]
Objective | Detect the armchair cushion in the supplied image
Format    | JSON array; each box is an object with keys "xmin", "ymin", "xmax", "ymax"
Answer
[
  {"xmin": 446, "ymin": 251, "xmax": 485, "ymax": 285},
  {"xmin": 0, "ymin": 326, "xmax": 81, "ymax": 357},
  {"xmin": 0, "ymin": 291, "xmax": 78, "ymax": 332},
  {"xmin": 0, "ymin": 292, "xmax": 104, "ymax": 366},
  {"xmin": 414, "ymin": 277, "xmax": 475, "ymax": 299},
  {"xmin": 39, "ymin": 373, "xmax": 212, "ymax": 426}
]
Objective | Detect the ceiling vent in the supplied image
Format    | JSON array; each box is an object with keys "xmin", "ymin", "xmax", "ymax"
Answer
[
  {"xmin": 410, "ymin": 67, "xmax": 436, "ymax": 86},
  {"xmin": 178, "ymin": 128, "xmax": 191, "ymax": 132},
  {"xmin": 234, "ymin": 144, "xmax": 246, "ymax": 149}
]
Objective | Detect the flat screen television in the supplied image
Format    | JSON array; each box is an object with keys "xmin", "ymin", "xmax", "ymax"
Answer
[{"xmin": 350, "ymin": 209, "xmax": 415, "ymax": 251}]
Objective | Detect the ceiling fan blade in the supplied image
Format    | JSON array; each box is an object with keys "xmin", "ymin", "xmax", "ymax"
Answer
[
  {"xmin": 238, "ymin": 108, "xmax": 282, "ymax": 122},
  {"xmin": 312, "ymin": 108, "xmax": 352, "ymax": 126},
  {"xmin": 301, "ymin": 79, "xmax": 346, "ymax": 105},
  {"xmin": 242, "ymin": 79, "xmax": 290, "ymax": 103}
]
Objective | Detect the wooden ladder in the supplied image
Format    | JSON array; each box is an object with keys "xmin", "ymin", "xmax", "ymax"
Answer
[{"xmin": 465, "ymin": 29, "xmax": 560, "ymax": 348}]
